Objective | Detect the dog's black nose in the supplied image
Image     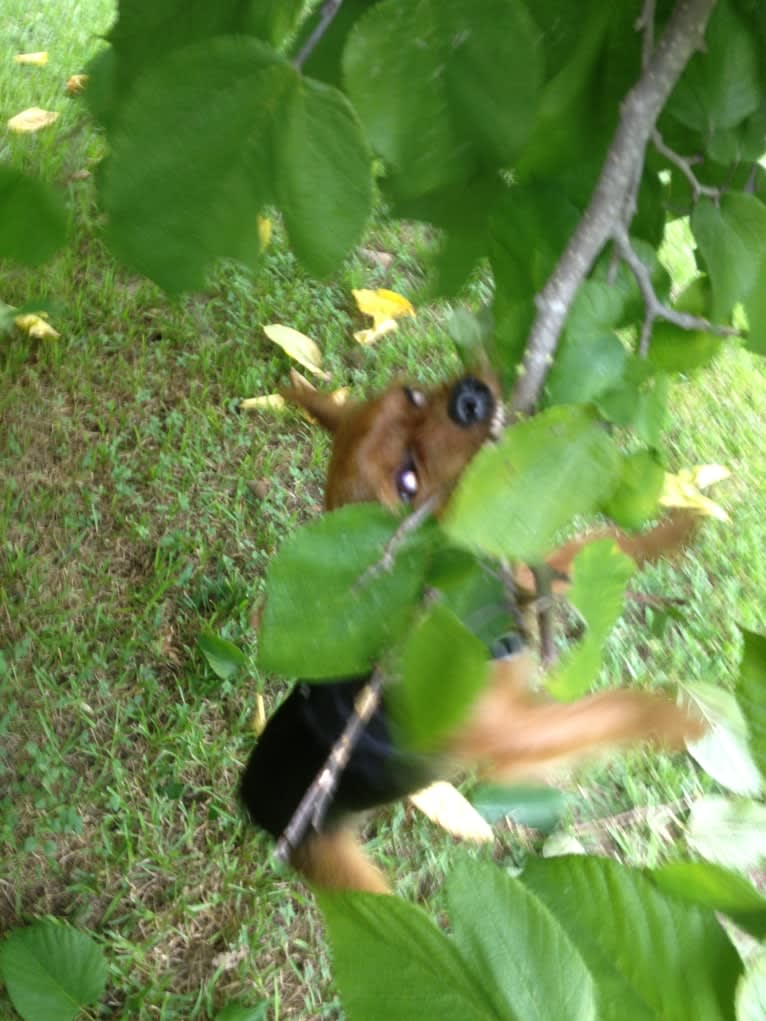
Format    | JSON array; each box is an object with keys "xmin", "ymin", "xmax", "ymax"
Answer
[{"xmin": 447, "ymin": 377, "xmax": 495, "ymax": 428}]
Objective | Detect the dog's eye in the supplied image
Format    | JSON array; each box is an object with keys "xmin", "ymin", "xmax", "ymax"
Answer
[
  {"xmin": 403, "ymin": 386, "xmax": 426, "ymax": 409},
  {"xmin": 396, "ymin": 457, "xmax": 419, "ymax": 503}
]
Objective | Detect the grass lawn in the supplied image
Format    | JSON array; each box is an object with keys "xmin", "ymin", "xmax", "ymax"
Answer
[{"xmin": 2, "ymin": 2, "xmax": 765, "ymax": 1018}]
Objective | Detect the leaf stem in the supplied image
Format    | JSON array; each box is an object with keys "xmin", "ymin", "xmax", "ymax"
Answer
[{"xmin": 293, "ymin": 0, "xmax": 344, "ymax": 71}]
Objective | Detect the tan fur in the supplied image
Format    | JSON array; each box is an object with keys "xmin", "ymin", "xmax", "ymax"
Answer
[{"xmin": 290, "ymin": 829, "xmax": 390, "ymax": 893}]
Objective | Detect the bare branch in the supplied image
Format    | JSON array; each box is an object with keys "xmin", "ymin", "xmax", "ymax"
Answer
[
  {"xmin": 511, "ymin": 0, "xmax": 716, "ymax": 415},
  {"xmin": 355, "ymin": 490, "xmax": 442, "ymax": 590},
  {"xmin": 293, "ymin": 0, "xmax": 344, "ymax": 71},
  {"xmin": 652, "ymin": 129, "xmax": 721, "ymax": 202},
  {"xmin": 612, "ymin": 226, "xmax": 742, "ymax": 356},
  {"xmin": 275, "ymin": 668, "xmax": 385, "ymax": 863}
]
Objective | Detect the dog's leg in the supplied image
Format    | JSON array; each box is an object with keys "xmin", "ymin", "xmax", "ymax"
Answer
[
  {"xmin": 290, "ymin": 829, "xmax": 390, "ymax": 894},
  {"xmin": 448, "ymin": 654, "xmax": 703, "ymax": 779}
]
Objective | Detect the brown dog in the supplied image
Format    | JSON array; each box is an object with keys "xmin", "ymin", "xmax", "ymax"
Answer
[{"xmin": 240, "ymin": 374, "xmax": 702, "ymax": 892}]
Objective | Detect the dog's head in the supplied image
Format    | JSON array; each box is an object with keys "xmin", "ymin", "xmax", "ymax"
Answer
[{"xmin": 284, "ymin": 375, "xmax": 504, "ymax": 510}]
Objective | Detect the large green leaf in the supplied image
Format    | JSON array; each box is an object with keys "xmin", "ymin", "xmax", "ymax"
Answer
[
  {"xmin": 471, "ymin": 783, "xmax": 568, "ymax": 832},
  {"xmin": 276, "ymin": 77, "xmax": 372, "ymax": 276},
  {"xmin": 545, "ymin": 333, "xmax": 626, "ymax": 407},
  {"xmin": 102, "ymin": 38, "xmax": 290, "ymax": 291},
  {"xmin": 424, "ymin": 544, "xmax": 507, "ymax": 647},
  {"xmin": 441, "ymin": 406, "xmax": 620, "ymax": 563},
  {"xmin": 523, "ymin": 855, "xmax": 742, "ymax": 1021},
  {"xmin": 0, "ymin": 167, "xmax": 66, "ymax": 267},
  {"xmin": 737, "ymin": 950, "xmax": 766, "ymax": 1021},
  {"xmin": 89, "ymin": 0, "xmax": 271, "ymax": 127},
  {"xmin": 258, "ymin": 504, "xmax": 434, "ymax": 678},
  {"xmin": 546, "ymin": 540, "xmax": 635, "ymax": 700},
  {"xmin": 680, "ymin": 681, "xmax": 763, "ymax": 796},
  {"xmin": 0, "ymin": 919, "xmax": 107, "ymax": 1021},
  {"xmin": 687, "ymin": 795, "xmax": 766, "ymax": 871},
  {"xmin": 447, "ymin": 862, "xmax": 597, "ymax": 1021},
  {"xmin": 745, "ymin": 257, "xmax": 766, "ymax": 356},
  {"xmin": 343, "ymin": 0, "xmax": 541, "ymax": 199},
  {"xmin": 691, "ymin": 194, "xmax": 766, "ymax": 321},
  {"xmin": 394, "ymin": 602, "xmax": 489, "ymax": 751},
  {"xmin": 667, "ymin": 0, "xmax": 761, "ymax": 134},
  {"xmin": 736, "ymin": 629, "xmax": 766, "ymax": 783},
  {"xmin": 649, "ymin": 861, "xmax": 766, "ymax": 941},
  {"xmin": 317, "ymin": 891, "xmax": 499, "ymax": 1021}
]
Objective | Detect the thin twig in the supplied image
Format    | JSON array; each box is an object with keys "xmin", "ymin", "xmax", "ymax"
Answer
[
  {"xmin": 636, "ymin": 0, "xmax": 657, "ymax": 69},
  {"xmin": 275, "ymin": 669, "xmax": 385, "ymax": 863},
  {"xmin": 612, "ymin": 225, "xmax": 742, "ymax": 356},
  {"xmin": 531, "ymin": 564, "xmax": 557, "ymax": 667},
  {"xmin": 652, "ymin": 129, "xmax": 721, "ymax": 202},
  {"xmin": 355, "ymin": 490, "xmax": 443, "ymax": 589},
  {"xmin": 511, "ymin": 0, "xmax": 716, "ymax": 414},
  {"xmin": 293, "ymin": 0, "xmax": 344, "ymax": 71}
]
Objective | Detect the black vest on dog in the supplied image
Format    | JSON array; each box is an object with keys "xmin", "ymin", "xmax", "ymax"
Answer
[{"xmin": 239, "ymin": 633, "xmax": 523, "ymax": 840}]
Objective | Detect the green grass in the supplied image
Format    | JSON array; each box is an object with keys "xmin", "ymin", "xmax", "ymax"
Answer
[{"xmin": 2, "ymin": 3, "xmax": 766, "ymax": 1019}]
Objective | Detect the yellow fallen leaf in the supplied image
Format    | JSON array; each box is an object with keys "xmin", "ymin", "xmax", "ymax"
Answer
[
  {"xmin": 409, "ymin": 781, "xmax": 494, "ymax": 844},
  {"xmin": 257, "ymin": 215, "xmax": 272, "ymax": 251},
  {"xmin": 353, "ymin": 317, "xmax": 398, "ymax": 346},
  {"xmin": 240, "ymin": 394, "xmax": 286, "ymax": 412},
  {"xmin": 14, "ymin": 51, "xmax": 48, "ymax": 66},
  {"xmin": 251, "ymin": 694, "xmax": 266, "ymax": 737},
  {"xmin": 7, "ymin": 107, "xmax": 60, "ymax": 133},
  {"xmin": 263, "ymin": 323, "xmax": 330, "ymax": 380},
  {"xmin": 66, "ymin": 73, "xmax": 89, "ymax": 96},
  {"xmin": 352, "ymin": 287, "xmax": 415, "ymax": 328},
  {"xmin": 15, "ymin": 313, "xmax": 60, "ymax": 340},
  {"xmin": 660, "ymin": 464, "xmax": 730, "ymax": 522}
]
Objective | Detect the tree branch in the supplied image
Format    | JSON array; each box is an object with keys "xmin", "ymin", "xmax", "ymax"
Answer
[
  {"xmin": 275, "ymin": 668, "xmax": 384, "ymax": 863},
  {"xmin": 612, "ymin": 225, "xmax": 742, "ymax": 356},
  {"xmin": 511, "ymin": 0, "xmax": 716, "ymax": 415},
  {"xmin": 652, "ymin": 129, "xmax": 721, "ymax": 203}
]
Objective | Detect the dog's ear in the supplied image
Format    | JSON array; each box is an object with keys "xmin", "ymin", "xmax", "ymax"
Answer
[{"xmin": 282, "ymin": 383, "xmax": 350, "ymax": 434}]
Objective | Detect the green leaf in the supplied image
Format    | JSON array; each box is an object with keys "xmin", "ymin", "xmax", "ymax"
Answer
[
  {"xmin": 215, "ymin": 1003, "xmax": 269, "ymax": 1021},
  {"xmin": 745, "ymin": 256, "xmax": 766, "ymax": 356},
  {"xmin": 471, "ymin": 783, "xmax": 568, "ymax": 832},
  {"xmin": 317, "ymin": 891, "xmax": 497, "ymax": 1021},
  {"xmin": 515, "ymin": 3, "xmax": 611, "ymax": 181},
  {"xmin": 687, "ymin": 795, "xmax": 766, "ymax": 871},
  {"xmin": 668, "ymin": 0, "xmax": 761, "ymax": 133},
  {"xmin": 545, "ymin": 333, "xmax": 626, "ymax": 407},
  {"xmin": 102, "ymin": 37, "xmax": 291, "ymax": 291},
  {"xmin": 447, "ymin": 862, "xmax": 597, "ymax": 1021},
  {"xmin": 523, "ymin": 855, "xmax": 742, "ymax": 1021},
  {"xmin": 394, "ymin": 602, "xmax": 489, "ymax": 751},
  {"xmin": 680, "ymin": 681, "xmax": 762, "ymax": 796},
  {"xmin": 648, "ymin": 278, "xmax": 722, "ymax": 374},
  {"xmin": 650, "ymin": 862, "xmax": 766, "ymax": 941},
  {"xmin": 344, "ymin": 0, "xmax": 541, "ymax": 199},
  {"xmin": 691, "ymin": 194, "xmax": 766, "ymax": 321},
  {"xmin": 245, "ymin": 0, "xmax": 305, "ymax": 48},
  {"xmin": 442, "ymin": 406, "xmax": 620, "ymax": 563},
  {"xmin": 0, "ymin": 167, "xmax": 66, "ymax": 267},
  {"xmin": 424, "ymin": 545, "xmax": 507, "ymax": 647},
  {"xmin": 546, "ymin": 540, "xmax": 635, "ymax": 700},
  {"xmin": 198, "ymin": 631, "xmax": 246, "ymax": 681},
  {"xmin": 736, "ymin": 629, "xmax": 766, "ymax": 782},
  {"xmin": 601, "ymin": 450, "xmax": 666, "ymax": 530},
  {"xmin": 259, "ymin": 504, "xmax": 434, "ymax": 678},
  {"xmin": 92, "ymin": 0, "xmax": 274, "ymax": 128},
  {"xmin": 0, "ymin": 919, "xmax": 107, "ymax": 1021},
  {"xmin": 737, "ymin": 950, "xmax": 766, "ymax": 1021},
  {"xmin": 276, "ymin": 77, "xmax": 372, "ymax": 277}
]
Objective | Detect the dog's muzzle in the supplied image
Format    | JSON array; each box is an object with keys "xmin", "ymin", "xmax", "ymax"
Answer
[{"xmin": 447, "ymin": 377, "xmax": 496, "ymax": 429}]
